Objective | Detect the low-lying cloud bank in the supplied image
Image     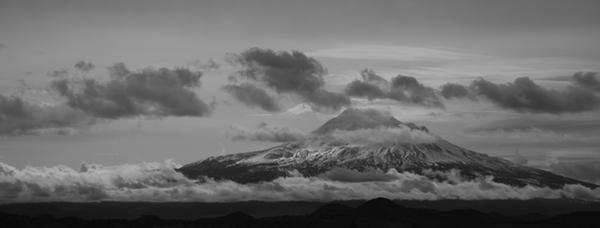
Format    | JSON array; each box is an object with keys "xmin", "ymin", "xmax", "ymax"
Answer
[{"xmin": 1, "ymin": 161, "xmax": 598, "ymax": 203}]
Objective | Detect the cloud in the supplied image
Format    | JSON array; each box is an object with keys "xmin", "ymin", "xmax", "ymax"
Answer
[
  {"xmin": 2, "ymin": 62, "xmax": 214, "ymax": 135},
  {"xmin": 343, "ymin": 70, "xmax": 443, "ymax": 107},
  {"xmin": 190, "ymin": 59, "xmax": 220, "ymax": 71},
  {"xmin": 343, "ymin": 71, "xmax": 600, "ymax": 112},
  {"xmin": 467, "ymin": 127, "xmax": 585, "ymax": 144},
  {"xmin": 389, "ymin": 75, "xmax": 443, "ymax": 107},
  {"xmin": 229, "ymin": 48, "xmax": 350, "ymax": 112},
  {"xmin": 470, "ymin": 77, "xmax": 600, "ymax": 113},
  {"xmin": 226, "ymin": 123, "xmax": 306, "ymax": 143},
  {"xmin": 1, "ymin": 161, "xmax": 599, "ymax": 202},
  {"xmin": 572, "ymin": 72, "xmax": 600, "ymax": 92},
  {"xmin": 233, "ymin": 47, "xmax": 325, "ymax": 93},
  {"xmin": 0, "ymin": 43, "xmax": 5, "ymax": 50},
  {"xmin": 345, "ymin": 80, "xmax": 387, "ymax": 100},
  {"xmin": 360, "ymin": 69, "xmax": 390, "ymax": 90},
  {"xmin": 345, "ymin": 71, "xmax": 600, "ymax": 113},
  {"xmin": 0, "ymin": 160, "xmax": 189, "ymax": 202},
  {"xmin": 223, "ymin": 83, "xmax": 281, "ymax": 112},
  {"xmin": 47, "ymin": 69, "xmax": 69, "ymax": 78},
  {"xmin": 51, "ymin": 63, "xmax": 212, "ymax": 118},
  {"xmin": 512, "ymin": 152, "xmax": 528, "ymax": 166},
  {"xmin": 305, "ymin": 89, "xmax": 351, "ymax": 112},
  {"xmin": 319, "ymin": 167, "xmax": 398, "ymax": 182},
  {"xmin": 74, "ymin": 61, "xmax": 95, "ymax": 72},
  {"xmin": 308, "ymin": 45, "xmax": 479, "ymax": 61},
  {"xmin": 0, "ymin": 94, "xmax": 92, "ymax": 136},
  {"xmin": 440, "ymin": 83, "xmax": 470, "ymax": 99},
  {"xmin": 468, "ymin": 117, "xmax": 600, "ymax": 134}
]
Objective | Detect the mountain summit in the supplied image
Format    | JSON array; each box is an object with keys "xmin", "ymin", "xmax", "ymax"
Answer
[
  {"xmin": 178, "ymin": 109, "xmax": 596, "ymax": 189},
  {"xmin": 313, "ymin": 108, "xmax": 428, "ymax": 134}
]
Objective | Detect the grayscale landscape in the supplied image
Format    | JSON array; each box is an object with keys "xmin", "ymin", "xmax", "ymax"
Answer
[{"xmin": 1, "ymin": 0, "xmax": 599, "ymax": 227}]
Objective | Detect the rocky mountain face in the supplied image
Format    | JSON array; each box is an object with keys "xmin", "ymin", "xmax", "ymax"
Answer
[{"xmin": 177, "ymin": 109, "xmax": 596, "ymax": 189}]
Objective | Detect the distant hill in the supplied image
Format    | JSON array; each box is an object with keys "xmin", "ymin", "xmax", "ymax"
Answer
[{"xmin": 1, "ymin": 198, "xmax": 599, "ymax": 227}]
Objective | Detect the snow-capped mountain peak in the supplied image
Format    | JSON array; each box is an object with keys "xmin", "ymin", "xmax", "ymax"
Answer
[{"xmin": 178, "ymin": 109, "xmax": 596, "ymax": 189}]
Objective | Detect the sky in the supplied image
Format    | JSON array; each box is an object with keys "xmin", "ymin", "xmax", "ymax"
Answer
[{"xmin": 1, "ymin": 0, "xmax": 600, "ymax": 187}]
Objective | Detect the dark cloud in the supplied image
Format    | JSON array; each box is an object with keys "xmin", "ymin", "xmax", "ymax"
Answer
[
  {"xmin": 226, "ymin": 122, "xmax": 306, "ymax": 143},
  {"xmin": 0, "ymin": 94, "xmax": 91, "ymax": 135},
  {"xmin": 346, "ymin": 70, "xmax": 600, "ymax": 112},
  {"xmin": 389, "ymin": 75, "xmax": 443, "ymax": 107},
  {"xmin": 74, "ymin": 61, "xmax": 95, "ymax": 72},
  {"xmin": 345, "ymin": 80, "xmax": 387, "ymax": 100},
  {"xmin": 360, "ymin": 69, "xmax": 390, "ymax": 89},
  {"xmin": 108, "ymin": 62, "xmax": 130, "ymax": 78},
  {"xmin": 342, "ymin": 70, "xmax": 600, "ymax": 112},
  {"xmin": 305, "ymin": 89, "xmax": 351, "ymax": 112},
  {"xmin": 47, "ymin": 69, "xmax": 69, "ymax": 78},
  {"xmin": 234, "ymin": 48, "xmax": 326, "ymax": 93},
  {"xmin": 572, "ymin": 72, "xmax": 600, "ymax": 92},
  {"xmin": 223, "ymin": 83, "xmax": 281, "ymax": 112},
  {"xmin": 2, "ymin": 61, "xmax": 213, "ymax": 135},
  {"xmin": 440, "ymin": 83, "xmax": 470, "ymax": 99},
  {"xmin": 230, "ymin": 48, "xmax": 350, "ymax": 111},
  {"xmin": 470, "ymin": 77, "xmax": 600, "ymax": 113},
  {"xmin": 391, "ymin": 75, "xmax": 420, "ymax": 89},
  {"xmin": 51, "ymin": 63, "xmax": 211, "ymax": 118},
  {"xmin": 344, "ymin": 70, "xmax": 443, "ymax": 107}
]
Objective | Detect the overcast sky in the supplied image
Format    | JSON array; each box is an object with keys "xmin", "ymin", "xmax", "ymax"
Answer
[{"xmin": 1, "ymin": 0, "xmax": 599, "ymax": 184}]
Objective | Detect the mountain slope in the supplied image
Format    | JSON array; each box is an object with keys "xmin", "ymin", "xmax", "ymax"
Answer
[{"xmin": 178, "ymin": 109, "xmax": 596, "ymax": 189}]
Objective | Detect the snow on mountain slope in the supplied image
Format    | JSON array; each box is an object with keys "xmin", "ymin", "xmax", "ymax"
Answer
[
  {"xmin": 178, "ymin": 109, "xmax": 597, "ymax": 189},
  {"xmin": 284, "ymin": 103, "xmax": 315, "ymax": 115}
]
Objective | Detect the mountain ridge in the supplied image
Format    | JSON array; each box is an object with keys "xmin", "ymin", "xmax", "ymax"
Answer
[{"xmin": 2, "ymin": 198, "xmax": 600, "ymax": 227}]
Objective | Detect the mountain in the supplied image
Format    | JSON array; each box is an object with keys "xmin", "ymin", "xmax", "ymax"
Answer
[
  {"xmin": 177, "ymin": 108, "xmax": 596, "ymax": 189},
  {"xmin": 312, "ymin": 108, "xmax": 428, "ymax": 134}
]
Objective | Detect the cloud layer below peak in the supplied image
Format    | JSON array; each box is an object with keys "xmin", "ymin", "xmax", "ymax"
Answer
[{"xmin": 1, "ymin": 161, "xmax": 599, "ymax": 203}]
